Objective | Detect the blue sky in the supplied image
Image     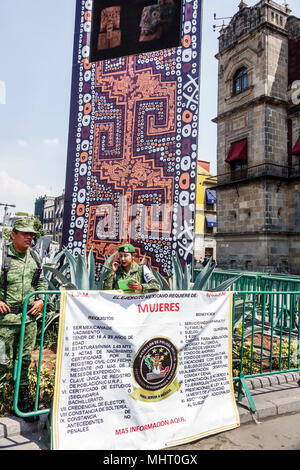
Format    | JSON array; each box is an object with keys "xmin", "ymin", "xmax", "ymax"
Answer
[{"xmin": 0, "ymin": 0, "xmax": 299, "ymax": 217}]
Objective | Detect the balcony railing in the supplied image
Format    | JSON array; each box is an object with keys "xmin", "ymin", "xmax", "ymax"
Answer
[{"xmin": 209, "ymin": 163, "xmax": 300, "ymax": 187}]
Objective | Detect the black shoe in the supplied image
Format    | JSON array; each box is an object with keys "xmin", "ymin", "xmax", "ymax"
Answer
[{"xmin": 17, "ymin": 387, "xmax": 39, "ymax": 423}]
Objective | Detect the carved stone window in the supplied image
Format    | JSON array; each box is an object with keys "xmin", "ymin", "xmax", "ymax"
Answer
[
  {"xmin": 230, "ymin": 160, "xmax": 248, "ymax": 181},
  {"xmin": 233, "ymin": 67, "xmax": 248, "ymax": 95}
]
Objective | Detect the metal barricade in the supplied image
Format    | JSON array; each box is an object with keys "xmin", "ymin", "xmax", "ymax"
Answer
[
  {"xmin": 13, "ymin": 291, "xmax": 59, "ymax": 435},
  {"xmin": 232, "ymin": 291, "xmax": 300, "ymax": 412},
  {"xmin": 12, "ymin": 289, "xmax": 300, "ymax": 426}
]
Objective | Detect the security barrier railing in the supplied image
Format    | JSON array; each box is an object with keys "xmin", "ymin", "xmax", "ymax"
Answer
[
  {"xmin": 209, "ymin": 270, "xmax": 259, "ymax": 292},
  {"xmin": 12, "ymin": 288, "xmax": 300, "ymax": 429},
  {"xmin": 194, "ymin": 268, "xmax": 300, "ymax": 293},
  {"xmin": 232, "ymin": 290, "xmax": 300, "ymax": 412},
  {"xmin": 13, "ymin": 291, "xmax": 60, "ymax": 429}
]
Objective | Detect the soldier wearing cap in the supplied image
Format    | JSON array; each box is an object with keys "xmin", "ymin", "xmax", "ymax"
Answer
[
  {"xmin": 102, "ymin": 244, "xmax": 160, "ymax": 293},
  {"xmin": 0, "ymin": 217, "xmax": 48, "ymax": 421}
]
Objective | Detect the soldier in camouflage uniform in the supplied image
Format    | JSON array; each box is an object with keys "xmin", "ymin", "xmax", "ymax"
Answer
[
  {"xmin": 102, "ymin": 244, "xmax": 160, "ymax": 293},
  {"xmin": 0, "ymin": 218, "xmax": 48, "ymax": 421}
]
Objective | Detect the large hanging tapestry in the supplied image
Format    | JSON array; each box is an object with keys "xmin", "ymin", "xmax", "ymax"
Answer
[{"xmin": 63, "ymin": 0, "xmax": 202, "ymax": 277}]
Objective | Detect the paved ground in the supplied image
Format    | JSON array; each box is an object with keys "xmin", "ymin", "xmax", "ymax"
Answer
[
  {"xmin": 170, "ymin": 412, "xmax": 300, "ymax": 450},
  {"xmin": 0, "ymin": 433, "xmax": 48, "ymax": 450},
  {"xmin": 1, "ymin": 412, "xmax": 299, "ymax": 451},
  {"xmin": 0, "ymin": 372, "xmax": 299, "ymax": 451},
  {"xmin": 0, "ymin": 414, "xmax": 48, "ymax": 450}
]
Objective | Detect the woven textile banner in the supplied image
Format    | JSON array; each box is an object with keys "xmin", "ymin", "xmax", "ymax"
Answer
[
  {"xmin": 62, "ymin": 0, "xmax": 203, "ymax": 276},
  {"xmin": 52, "ymin": 291, "xmax": 240, "ymax": 450}
]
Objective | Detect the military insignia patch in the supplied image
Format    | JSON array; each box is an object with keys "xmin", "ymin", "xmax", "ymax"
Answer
[{"xmin": 130, "ymin": 337, "xmax": 181, "ymax": 402}]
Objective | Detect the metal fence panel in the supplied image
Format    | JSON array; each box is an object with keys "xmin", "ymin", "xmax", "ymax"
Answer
[
  {"xmin": 12, "ymin": 289, "xmax": 300, "ymax": 422},
  {"xmin": 232, "ymin": 291, "xmax": 300, "ymax": 380}
]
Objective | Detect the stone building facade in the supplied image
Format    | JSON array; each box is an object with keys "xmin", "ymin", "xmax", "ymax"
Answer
[
  {"xmin": 37, "ymin": 193, "xmax": 65, "ymax": 247},
  {"xmin": 53, "ymin": 191, "xmax": 65, "ymax": 246},
  {"xmin": 213, "ymin": 0, "xmax": 300, "ymax": 273},
  {"xmin": 194, "ymin": 161, "xmax": 217, "ymax": 262},
  {"xmin": 43, "ymin": 196, "xmax": 55, "ymax": 236}
]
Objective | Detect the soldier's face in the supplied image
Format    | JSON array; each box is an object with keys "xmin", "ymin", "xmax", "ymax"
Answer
[
  {"xmin": 119, "ymin": 252, "xmax": 133, "ymax": 270},
  {"xmin": 11, "ymin": 230, "xmax": 34, "ymax": 253}
]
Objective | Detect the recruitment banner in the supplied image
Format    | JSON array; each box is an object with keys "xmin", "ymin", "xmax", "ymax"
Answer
[{"xmin": 52, "ymin": 291, "xmax": 240, "ymax": 450}]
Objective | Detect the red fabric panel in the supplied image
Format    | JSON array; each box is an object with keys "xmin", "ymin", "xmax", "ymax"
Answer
[
  {"xmin": 292, "ymin": 136, "xmax": 300, "ymax": 156},
  {"xmin": 226, "ymin": 139, "xmax": 247, "ymax": 163}
]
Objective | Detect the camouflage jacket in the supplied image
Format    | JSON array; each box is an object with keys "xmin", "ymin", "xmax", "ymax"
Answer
[
  {"xmin": 102, "ymin": 261, "xmax": 160, "ymax": 293},
  {"xmin": 0, "ymin": 244, "xmax": 48, "ymax": 325}
]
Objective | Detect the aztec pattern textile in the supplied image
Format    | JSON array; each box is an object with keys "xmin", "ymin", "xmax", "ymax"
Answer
[{"xmin": 63, "ymin": 0, "xmax": 202, "ymax": 277}]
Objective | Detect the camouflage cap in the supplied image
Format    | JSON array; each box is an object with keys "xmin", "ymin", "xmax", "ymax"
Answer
[
  {"xmin": 118, "ymin": 243, "xmax": 135, "ymax": 253},
  {"xmin": 12, "ymin": 217, "xmax": 37, "ymax": 234}
]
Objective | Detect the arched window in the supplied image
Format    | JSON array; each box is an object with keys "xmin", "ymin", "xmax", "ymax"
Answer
[{"xmin": 233, "ymin": 67, "xmax": 248, "ymax": 95}]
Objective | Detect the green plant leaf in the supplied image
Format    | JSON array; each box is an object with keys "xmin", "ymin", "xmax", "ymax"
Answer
[
  {"xmin": 149, "ymin": 266, "xmax": 170, "ymax": 291},
  {"xmin": 209, "ymin": 274, "xmax": 244, "ymax": 292},
  {"xmin": 57, "ymin": 262, "xmax": 69, "ymax": 275},
  {"xmin": 43, "ymin": 265, "xmax": 70, "ymax": 285},
  {"xmin": 62, "ymin": 248, "xmax": 77, "ymax": 285},
  {"xmin": 44, "ymin": 312, "xmax": 60, "ymax": 333},
  {"xmin": 75, "ymin": 253, "xmax": 89, "ymax": 289},
  {"xmin": 47, "ymin": 279, "xmax": 58, "ymax": 291},
  {"xmin": 97, "ymin": 251, "xmax": 118, "ymax": 289},
  {"xmin": 44, "ymin": 249, "xmax": 65, "ymax": 266},
  {"xmin": 192, "ymin": 258, "xmax": 215, "ymax": 290},
  {"xmin": 103, "ymin": 251, "xmax": 118, "ymax": 269},
  {"xmin": 88, "ymin": 247, "xmax": 96, "ymax": 290},
  {"xmin": 183, "ymin": 263, "xmax": 192, "ymax": 290},
  {"xmin": 139, "ymin": 254, "xmax": 146, "ymax": 266},
  {"xmin": 172, "ymin": 253, "xmax": 183, "ymax": 290},
  {"xmin": 61, "ymin": 283, "xmax": 78, "ymax": 290}
]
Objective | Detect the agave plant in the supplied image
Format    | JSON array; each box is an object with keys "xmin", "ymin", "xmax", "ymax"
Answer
[
  {"xmin": 42, "ymin": 246, "xmax": 117, "ymax": 296},
  {"xmin": 147, "ymin": 254, "xmax": 243, "ymax": 293},
  {"xmin": 170, "ymin": 253, "xmax": 192, "ymax": 290},
  {"xmin": 149, "ymin": 267, "xmax": 172, "ymax": 291},
  {"xmin": 42, "ymin": 249, "xmax": 68, "ymax": 289},
  {"xmin": 42, "ymin": 246, "xmax": 246, "ymax": 295},
  {"xmin": 40, "ymin": 247, "xmax": 104, "ymax": 338},
  {"xmin": 43, "ymin": 247, "xmax": 93, "ymax": 290},
  {"xmin": 37, "ymin": 248, "xmax": 244, "ymax": 344}
]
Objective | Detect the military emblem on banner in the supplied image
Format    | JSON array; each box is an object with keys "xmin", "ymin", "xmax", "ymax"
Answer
[{"xmin": 130, "ymin": 337, "xmax": 181, "ymax": 402}]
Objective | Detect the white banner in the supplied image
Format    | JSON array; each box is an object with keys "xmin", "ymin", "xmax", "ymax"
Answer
[{"xmin": 52, "ymin": 290, "xmax": 240, "ymax": 450}]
